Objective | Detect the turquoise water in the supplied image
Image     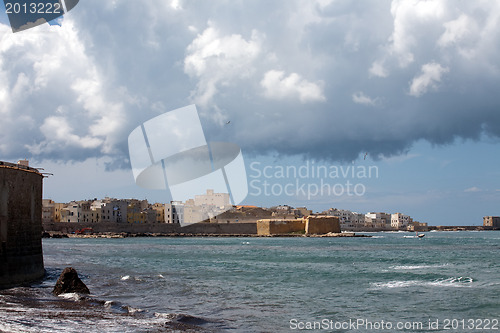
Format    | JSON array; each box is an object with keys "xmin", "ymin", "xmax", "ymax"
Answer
[{"xmin": 1, "ymin": 231, "xmax": 499, "ymax": 332}]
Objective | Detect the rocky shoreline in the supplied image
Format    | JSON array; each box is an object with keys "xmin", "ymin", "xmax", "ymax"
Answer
[{"xmin": 42, "ymin": 231, "xmax": 371, "ymax": 239}]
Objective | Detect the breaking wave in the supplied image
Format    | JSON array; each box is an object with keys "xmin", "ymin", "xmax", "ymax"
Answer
[{"xmin": 371, "ymin": 276, "xmax": 474, "ymax": 290}]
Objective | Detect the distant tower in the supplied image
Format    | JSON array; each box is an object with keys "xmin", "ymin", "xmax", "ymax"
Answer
[
  {"xmin": 17, "ymin": 159, "xmax": 29, "ymax": 167},
  {"xmin": 0, "ymin": 161, "xmax": 45, "ymax": 289}
]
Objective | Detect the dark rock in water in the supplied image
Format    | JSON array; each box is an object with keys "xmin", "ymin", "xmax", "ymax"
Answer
[
  {"xmin": 174, "ymin": 314, "xmax": 210, "ymax": 325},
  {"xmin": 163, "ymin": 313, "xmax": 214, "ymax": 332},
  {"xmin": 53, "ymin": 267, "xmax": 90, "ymax": 295}
]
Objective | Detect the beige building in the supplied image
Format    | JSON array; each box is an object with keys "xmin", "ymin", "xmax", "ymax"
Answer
[
  {"xmin": 391, "ymin": 213, "xmax": 413, "ymax": 230},
  {"xmin": 61, "ymin": 202, "xmax": 81, "ymax": 223},
  {"xmin": 151, "ymin": 203, "xmax": 166, "ymax": 223},
  {"xmin": 42, "ymin": 199, "xmax": 64, "ymax": 223},
  {"xmin": 194, "ymin": 189, "xmax": 230, "ymax": 207},
  {"xmin": 81, "ymin": 201, "xmax": 100, "ymax": 223},
  {"xmin": 100, "ymin": 200, "xmax": 128, "ymax": 223},
  {"xmin": 365, "ymin": 212, "xmax": 391, "ymax": 229},
  {"xmin": 408, "ymin": 221, "xmax": 428, "ymax": 231}
]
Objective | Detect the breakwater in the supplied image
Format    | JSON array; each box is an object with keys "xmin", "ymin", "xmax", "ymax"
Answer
[{"xmin": 42, "ymin": 221, "xmax": 258, "ymax": 235}]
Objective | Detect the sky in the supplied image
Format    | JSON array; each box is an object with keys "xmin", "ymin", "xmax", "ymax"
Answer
[{"xmin": 0, "ymin": 0, "xmax": 499, "ymax": 225}]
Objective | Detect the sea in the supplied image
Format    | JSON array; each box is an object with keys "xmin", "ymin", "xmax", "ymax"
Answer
[{"xmin": 0, "ymin": 231, "xmax": 499, "ymax": 332}]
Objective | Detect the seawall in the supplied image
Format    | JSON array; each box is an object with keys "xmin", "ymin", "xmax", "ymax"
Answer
[
  {"xmin": 0, "ymin": 162, "xmax": 45, "ymax": 289},
  {"xmin": 42, "ymin": 221, "xmax": 258, "ymax": 235}
]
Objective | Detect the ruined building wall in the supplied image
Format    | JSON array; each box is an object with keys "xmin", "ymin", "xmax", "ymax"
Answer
[
  {"xmin": 305, "ymin": 216, "xmax": 341, "ymax": 234},
  {"xmin": 0, "ymin": 163, "xmax": 45, "ymax": 289}
]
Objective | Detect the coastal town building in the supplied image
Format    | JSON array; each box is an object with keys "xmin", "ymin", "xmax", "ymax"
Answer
[
  {"xmin": 81, "ymin": 201, "xmax": 100, "ymax": 223},
  {"xmin": 61, "ymin": 202, "xmax": 81, "ymax": 223},
  {"xmin": 151, "ymin": 203, "xmax": 166, "ymax": 223},
  {"xmin": 364, "ymin": 212, "xmax": 391, "ymax": 229},
  {"xmin": 327, "ymin": 208, "xmax": 381, "ymax": 230},
  {"xmin": 40, "ymin": 194, "xmax": 425, "ymax": 232},
  {"xmin": 42, "ymin": 199, "xmax": 63, "ymax": 223},
  {"xmin": 100, "ymin": 200, "xmax": 128, "ymax": 223},
  {"xmin": 391, "ymin": 213, "xmax": 413, "ymax": 230},
  {"xmin": 408, "ymin": 221, "xmax": 429, "ymax": 231},
  {"xmin": 194, "ymin": 189, "xmax": 230, "ymax": 207},
  {"xmin": 127, "ymin": 202, "xmax": 146, "ymax": 224},
  {"xmin": 293, "ymin": 207, "xmax": 312, "ymax": 217},
  {"xmin": 165, "ymin": 201, "xmax": 184, "ymax": 224},
  {"xmin": 270, "ymin": 205, "xmax": 297, "ymax": 219},
  {"xmin": 327, "ymin": 208, "xmax": 354, "ymax": 228}
]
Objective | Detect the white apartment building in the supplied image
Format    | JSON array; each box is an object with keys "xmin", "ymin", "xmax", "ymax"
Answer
[
  {"xmin": 365, "ymin": 212, "xmax": 391, "ymax": 229},
  {"xmin": 328, "ymin": 208, "xmax": 365, "ymax": 230},
  {"xmin": 165, "ymin": 201, "xmax": 184, "ymax": 224},
  {"xmin": 391, "ymin": 213, "xmax": 413, "ymax": 230},
  {"xmin": 61, "ymin": 202, "xmax": 81, "ymax": 223}
]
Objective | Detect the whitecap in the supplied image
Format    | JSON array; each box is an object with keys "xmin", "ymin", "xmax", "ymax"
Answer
[
  {"xmin": 391, "ymin": 264, "xmax": 449, "ymax": 270},
  {"xmin": 371, "ymin": 280, "xmax": 421, "ymax": 289},
  {"xmin": 429, "ymin": 277, "xmax": 474, "ymax": 287},
  {"xmin": 58, "ymin": 292, "xmax": 82, "ymax": 301},
  {"xmin": 121, "ymin": 275, "xmax": 130, "ymax": 281},
  {"xmin": 371, "ymin": 276, "xmax": 474, "ymax": 290}
]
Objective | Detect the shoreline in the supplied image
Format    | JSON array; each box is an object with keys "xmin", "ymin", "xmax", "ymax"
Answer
[
  {"xmin": 42, "ymin": 232, "xmax": 372, "ymax": 239},
  {"xmin": 41, "ymin": 226, "xmax": 498, "ymax": 239}
]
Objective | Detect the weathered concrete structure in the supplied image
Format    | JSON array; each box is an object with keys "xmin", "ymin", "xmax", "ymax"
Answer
[
  {"xmin": 43, "ymin": 221, "xmax": 258, "ymax": 235},
  {"xmin": 256, "ymin": 219, "xmax": 305, "ymax": 235},
  {"xmin": 483, "ymin": 216, "xmax": 500, "ymax": 228},
  {"xmin": 256, "ymin": 216, "xmax": 341, "ymax": 235},
  {"xmin": 305, "ymin": 216, "xmax": 341, "ymax": 234},
  {"xmin": 0, "ymin": 161, "xmax": 45, "ymax": 289}
]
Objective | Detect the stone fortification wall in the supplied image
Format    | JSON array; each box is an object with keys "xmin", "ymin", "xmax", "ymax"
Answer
[
  {"xmin": 257, "ymin": 216, "xmax": 341, "ymax": 235},
  {"xmin": 256, "ymin": 219, "xmax": 306, "ymax": 235},
  {"xmin": 42, "ymin": 221, "xmax": 258, "ymax": 235},
  {"xmin": 305, "ymin": 216, "xmax": 340, "ymax": 234},
  {"xmin": 0, "ymin": 162, "xmax": 45, "ymax": 289}
]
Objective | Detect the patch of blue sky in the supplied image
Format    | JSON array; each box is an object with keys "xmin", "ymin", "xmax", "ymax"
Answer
[
  {"xmin": 48, "ymin": 15, "xmax": 63, "ymax": 26},
  {"xmin": 0, "ymin": 1, "xmax": 9, "ymax": 25}
]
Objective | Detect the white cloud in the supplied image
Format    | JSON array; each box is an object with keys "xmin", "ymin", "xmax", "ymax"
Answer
[
  {"xmin": 0, "ymin": 18, "xmax": 135, "ymax": 160},
  {"xmin": 464, "ymin": 187, "xmax": 481, "ymax": 193},
  {"xmin": 352, "ymin": 91, "xmax": 377, "ymax": 106},
  {"xmin": 369, "ymin": 61, "xmax": 389, "ymax": 78},
  {"xmin": 409, "ymin": 62, "xmax": 449, "ymax": 97},
  {"xmin": 39, "ymin": 116, "xmax": 103, "ymax": 149},
  {"xmin": 260, "ymin": 70, "xmax": 325, "ymax": 103},
  {"xmin": 438, "ymin": 14, "xmax": 473, "ymax": 48},
  {"xmin": 1, "ymin": 0, "xmax": 500, "ymax": 169},
  {"xmin": 389, "ymin": 0, "xmax": 446, "ymax": 67},
  {"xmin": 170, "ymin": 0, "xmax": 182, "ymax": 11},
  {"xmin": 184, "ymin": 22, "xmax": 262, "ymax": 107}
]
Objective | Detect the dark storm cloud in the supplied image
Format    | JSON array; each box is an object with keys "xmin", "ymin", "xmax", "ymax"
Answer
[{"xmin": 0, "ymin": 0, "xmax": 499, "ymax": 167}]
